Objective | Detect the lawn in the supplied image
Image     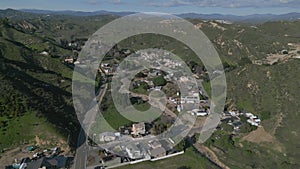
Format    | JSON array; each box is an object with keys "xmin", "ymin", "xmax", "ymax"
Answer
[
  {"xmin": 99, "ymin": 91, "xmax": 132, "ymax": 130},
  {"xmin": 133, "ymin": 102, "xmax": 150, "ymax": 111},
  {"xmin": 202, "ymin": 81, "xmax": 211, "ymax": 98}
]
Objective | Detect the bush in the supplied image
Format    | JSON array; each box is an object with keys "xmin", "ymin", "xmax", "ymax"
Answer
[
  {"xmin": 260, "ymin": 111, "xmax": 271, "ymax": 120},
  {"xmin": 152, "ymin": 75, "xmax": 167, "ymax": 86},
  {"xmin": 240, "ymin": 123, "xmax": 257, "ymax": 133},
  {"xmin": 239, "ymin": 57, "xmax": 252, "ymax": 66}
]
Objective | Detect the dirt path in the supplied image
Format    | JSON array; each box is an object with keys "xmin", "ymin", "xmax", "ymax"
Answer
[
  {"xmin": 193, "ymin": 143, "xmax": 230, "ymax": 169},
  {"xmin": 270, "ymin": 112, "xmax": 283, "ymax": 135}
]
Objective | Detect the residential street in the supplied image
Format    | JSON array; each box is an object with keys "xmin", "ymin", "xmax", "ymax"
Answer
[{"xmin": 73, "ymin": 83, "xmax": 108, "ymax": 169}]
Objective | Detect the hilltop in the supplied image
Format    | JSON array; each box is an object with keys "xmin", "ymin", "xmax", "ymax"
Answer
[{"xmin": 1, "ymin": 8, "xmax": 300, "ymax": 23}]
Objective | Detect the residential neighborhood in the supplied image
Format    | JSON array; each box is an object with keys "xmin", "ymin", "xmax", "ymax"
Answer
[
  {"xmin": 5, "ymin": 146, "xmax": 73, "ymax": 169},
  {"xmin": 78, "ymin": 48, "xmax": 262, "ymax": 169},
  {"xmin": 1, "ymin": 5, "xmax": 299, "ymax": 169}
]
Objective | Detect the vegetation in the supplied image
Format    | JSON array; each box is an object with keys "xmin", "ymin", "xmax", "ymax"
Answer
[
  {"xmin": 0, "ymin": 9, "xmax": 300, "ymax": 168},
  {"xmin": 130, "ymin": 81, "xmax": 149, "ymax": 95},
  {"xmin": 152, "ymin": 75, "xmax": 167, "ymax": 86},
  {"xmin": 0, "ymin": 18, "xmax": 80, "ymax": 152},
  {"xmin": 100, "ymin": 90, "xmax": 132, "ymax": 130}
]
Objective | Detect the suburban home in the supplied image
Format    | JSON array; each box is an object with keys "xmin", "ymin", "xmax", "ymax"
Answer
[
  {"xmin": 191, "ymin": 109, "xmax": 208, "ymax": 116},
  {"xmin": 125, "ymin": 144, "xmax": 143, "ymax": 160},
  {"xmin": 149, "ymin": 147, "xmax": 166, "ymax": 158},
  {"xmin": 232, "ymin": 121, "xmax": 243, "ymax": 130},
  {"xmin": 148, "ymin": 140, "xmax": 162, "ymax": 149},
  {"xmin": 25, "ymin": 156, "xmax": 69, "ymax": 169},
  {"xmin": 40, "ymin": 51, "xmax": 49, "ymax": 56},
  {"xmin": 180, "ymin": 95, "xmax": 200, "ymax": 104},
  {"xmin": 99, "ymin": 132, "xmax": 117, "ymax": 142},
  {"xmin": 132, "ymin": 122, "xmax": 146, "ymax": 136},
  {"xmin": 64, "ymin": 57, "xmax": 74, "ymax": 64}
]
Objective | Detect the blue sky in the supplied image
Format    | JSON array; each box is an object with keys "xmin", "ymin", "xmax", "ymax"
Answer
[{"xmin": 0, "ymin": 0, "xmax": 299, "ymax": 15}]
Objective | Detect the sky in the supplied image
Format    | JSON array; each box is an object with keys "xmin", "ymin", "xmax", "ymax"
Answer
[{"xmin": 0, "ymin": 0, "xmax": 299, "ymax": 15}]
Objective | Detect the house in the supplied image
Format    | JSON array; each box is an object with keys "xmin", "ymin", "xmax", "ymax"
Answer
[
  {"xmin": 99, "ymin": 132, "xmax": 117, "ymax": 142},
  {"xmin": 40, "ymin": 51, "xmax": 49, "ymax": 56},
  {"xmin": 99, "ymin": 63, "xmax": 118, "ymax": 75},
  {"xmin": 228, "ymin": 111, "xmax": 237, "ymax": 116},
  {"xmin": 177, "ymin": 104, "xmax": 183, "ymax": 112},
  {"xmin": 181, "ymin": 94, "xmax": 200, "ymax": 104},
  {"xmin": 26, "ymin": 157, "xmax": 51, "ymax": 169},
  {"xmin": 132, "ymin": 122, "xmax": 146, "ymax": 136},
  {"xmin": 64, "ymin": 57, "xmax": 74, "ymax": 64},
  {"xmin": 119, "ymin": 126, "xmax": 130, "ymax": 135},
  {"xmin": 232, "ymin": 121, "xmax": 243, "ymax": 130},
  {"xmin": 247, "ymin": 119, "xmax": 259, "ymax": 126},
  {"xmin": 154, "ymin": 86, "xmax": 162, "ymax": 91},
  {"xmin": 74, "ymin": 61, "xmax": 80, "ymax": 65},
  {"xmin": 125, "ymin": 144, "xmax": 143, "ymax": 160},
  {"xmin": 168, "ymin": 97, "xmax": 176, "ymax": 103},
  {"xmin": 149, "ymin": 70, "xmax": 162, "ymax": 77},
  {"xmin": 281, "ymin": 49, "xmax": 288, "ymax": 54},
  {"xmin": 191, "ymin": 109, "xmax": 208, "ymax": 116},
  {"xmin": 245, "ymin": 112, "xmax": 261, "ymax": 126},
  {"xmin": 149, "ymin": 147, "xmax": 166, "ymax": 158},
  {"xmin": 46, "ymin": 155, "xmax": 68, "ymax": 168},
  {"xmin": 245, "ymin": 112, "xmax": 254, "ymax": 118},
  {"xmin": 254, "ymin": 118, "xmax": 261, "ymax": 123},
  {"xmin": 120, "ymin": 49, "xmax": 131, "ymax": 55},
  {"xmin": 222, "ymin": 111, "xmax": 233, "ymax": 119},
  {"xmin": 148, "ymin": 140, "xmax": 162, "ymax": 149}
]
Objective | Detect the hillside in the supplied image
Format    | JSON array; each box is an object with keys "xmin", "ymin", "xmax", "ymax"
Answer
[
  {"xmin": 0, "ymin": 19, "xmax": 79, "ymax": 152},
  {"xmin": 0, "ymin": 10, "xmax": 299, "ymax": 168}
]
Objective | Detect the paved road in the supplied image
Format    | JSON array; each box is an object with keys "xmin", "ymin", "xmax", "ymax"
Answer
[
  {"xmin": 73, "ymin": 129, "xmax": 88, "ymax": 169},
  {"xmin": 73, "ymin": 79, "xmax": 211, "ymax": 168},
  {"xmin": 73, "ymin": 83, "xmax": 108, "ymax": 169}
]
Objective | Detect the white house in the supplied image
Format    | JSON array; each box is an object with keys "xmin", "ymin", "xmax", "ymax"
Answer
[
  {"xmin": 40, "ymin": 51, "xmax": 49, "ymax": 56},
  {"xmin": 191, "ymin": 109, "xmax": 208, "ymax": 116}
]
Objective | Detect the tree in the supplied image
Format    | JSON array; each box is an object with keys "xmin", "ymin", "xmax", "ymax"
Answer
[
  {"xmin": 1, "ymin": 17, "xmax": 9, "ymax": 27},
  {"xmin": 135, "ymin": 72, "xmax": 147, "ymax": 78},
  {"xmin": 152, "ymin": 75, "xmax": 167, "ymax": 86}
]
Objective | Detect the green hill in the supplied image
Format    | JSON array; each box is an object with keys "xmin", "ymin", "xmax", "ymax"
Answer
[
  {"xmin": 0, "ymin": 19, "xmax": 79, "ymax": 151},
  {"xmin": 0, "ymin": 10, "xmax": 299, "ymax": 168}
]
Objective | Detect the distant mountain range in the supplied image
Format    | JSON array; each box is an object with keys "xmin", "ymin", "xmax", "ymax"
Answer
[
  {"xmin": 1, "ymin": 8, "xmax": 300, "ymax": 23},
  {"xmin": 20, "ymin": 9, "xmax": 135, "ymax": 17},
  {"xmin": 177, "ymin": 12, "xmax": 300, "ymax": 23}
]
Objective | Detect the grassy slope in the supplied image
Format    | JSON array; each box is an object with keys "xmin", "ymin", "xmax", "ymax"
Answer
[
  {"xmin": 0, "ymin": 22, "xmax": 79, "ymax": 151},
  {"xmin": 0, "ymin": 11, "xmax": 300, "ymax": 168},
  {"xmin": 219, "ymin": 60, "xmax": 300, "ymax": 168}
]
